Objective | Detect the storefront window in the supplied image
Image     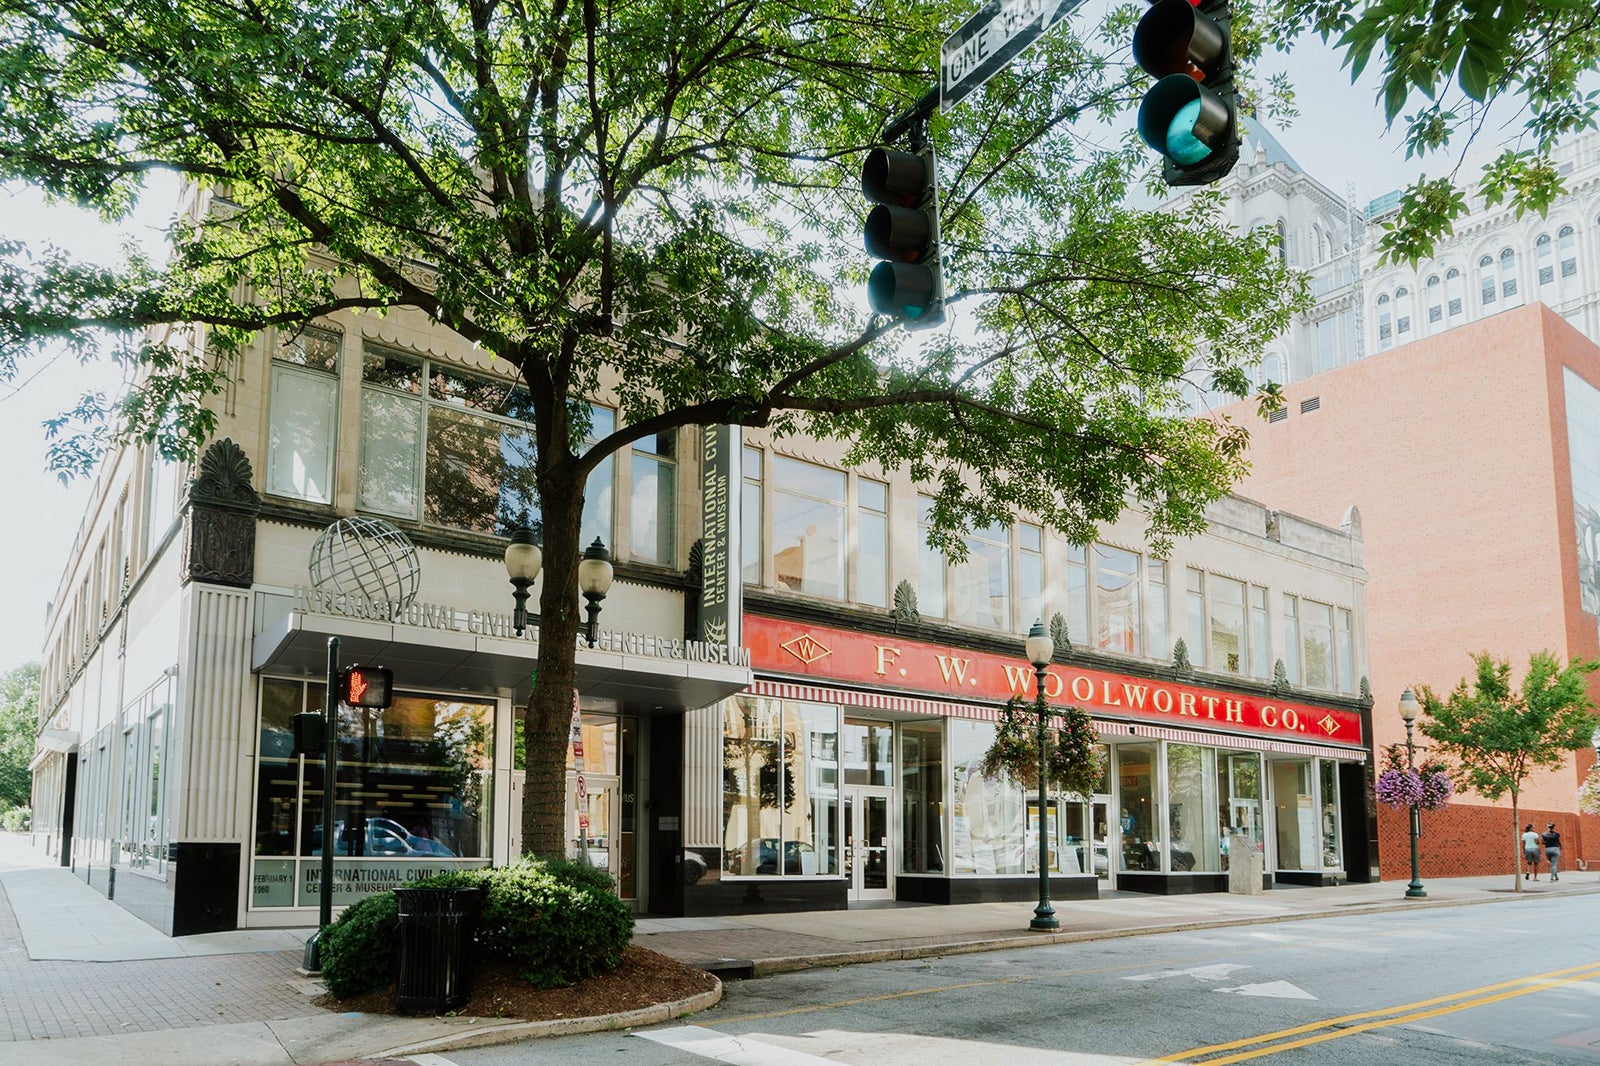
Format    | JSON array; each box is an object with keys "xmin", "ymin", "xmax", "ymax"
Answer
[
  {"xmin": 1219, "ymin": 751, "xmax": 1263, "ymax": 866},
  {"xmin": 1272, "ymin": 759, "xmax": 1315, "ymax": 870},
  {"xmin": 1319, "ymin": 760, "xmax": 1342, "ymax": 869},
  {"xmin": 1166, "ymin": 744, "xmax": 1220, "ymax": 873},
  {"xmin": 251, "ymin": 681, "xmax": 491, "ymax": 909},
  {"xmin": 1117, "ymin": 744, "xmax": 1158, "ymax": 871},
  {"xmin": 901, "ymin": 721, "xmax": 944, "ymax": 874},
  {"xmin": 721, "ymin": 697, "xmax": 839, "ymax": 876},
  {"xmin": 950, "ymin": 719, "xmax": 1026, "ymax": 874}
]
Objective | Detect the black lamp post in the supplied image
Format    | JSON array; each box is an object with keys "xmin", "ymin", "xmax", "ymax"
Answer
[
  {"xmin": 503, "ymin": 526, "xmax": 543, "ymax": 636},
  {"xmin": 578, "ymin": 537, "xmax": 614, "ymax": 647},
  {"xmin": 1025, "ymin": 619, "xmax": 1059, "ymax": 932},
  {"xmin": 1399, "ymin": 687, "xmax": 1427, "ymax": 899}
]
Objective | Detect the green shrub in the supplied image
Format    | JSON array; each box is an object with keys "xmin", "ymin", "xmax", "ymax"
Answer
[
  {"xmin": 544, "ymin": 855, "xmax": 616, "ymax": 894},
  {"xmin": 474, "ymin": 859, "xmax": 634, "ymax": 988},
  {"xmin": 1, "ymin": 806, "xmax": 31, "ymax": 832},
  {"xmin": 317, "ymin": 891, "xmax": 399, "ymax": 997}
]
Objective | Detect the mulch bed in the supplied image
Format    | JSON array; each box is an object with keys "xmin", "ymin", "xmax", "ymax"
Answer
[{"xmin": 315, "ymin": 945, "xmax": 718, "ymax": 1022}]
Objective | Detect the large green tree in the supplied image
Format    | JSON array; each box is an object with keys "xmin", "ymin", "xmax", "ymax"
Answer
[
  {"xmin": 1419, "ymin": 651, "xmax": 1598, "ymax": 892},
  {"xmin": 0, "ymin": 661, "xmax": 40, "ymax": 811},
  {"xmin": 1267, "ymin": 0, "xmax": 1600, "ymax": 263},
  {"xmin": 0, "ymin": 0, "xmax": 1302, "ymax": 858}
]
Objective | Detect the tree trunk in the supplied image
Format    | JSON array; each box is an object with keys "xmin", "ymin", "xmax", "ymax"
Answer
[
  {"xmin": 520, "ymin": 462, "xmax": 587, "ymax": 859},
  {"xmin": 1511, "ymin": 795, "xmax": 1521, "ymax": 893}
]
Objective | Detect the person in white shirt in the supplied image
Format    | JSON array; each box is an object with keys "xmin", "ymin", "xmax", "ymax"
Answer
[{"xmin": 1522, "ymin": 824, "xmax": 1542, "ymax": 880}]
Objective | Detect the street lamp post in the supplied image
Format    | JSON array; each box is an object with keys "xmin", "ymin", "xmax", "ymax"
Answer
[
  {"xmin": 1025, "ymin": 620, "xmax": 1059, "ymax": 932},
  {"xmin": 503, "ymin": 526, "xmax": 543, "ymax": 636},
  {"xmin": 578, "ymin": 537, "xmax": 614, "ymax": 646},
  {"xmin": 1399, "ymin": 687, "xmax": 1427, "ymax": 899}
]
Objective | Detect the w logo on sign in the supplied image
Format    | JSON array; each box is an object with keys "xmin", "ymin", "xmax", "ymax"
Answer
[{"xmin": 781, "ymin": 633, "xmax": 832, "ymax": 665}]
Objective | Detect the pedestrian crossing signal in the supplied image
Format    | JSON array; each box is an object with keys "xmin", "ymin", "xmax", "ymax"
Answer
[{"xmin": 339, "ymin": 665, "xmax": 394, "ymax": 709}]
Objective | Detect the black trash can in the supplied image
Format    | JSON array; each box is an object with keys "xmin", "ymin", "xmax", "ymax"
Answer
[{"xmin": 393, "ymin": 886, "xmax": 482, "ymax": 1015}]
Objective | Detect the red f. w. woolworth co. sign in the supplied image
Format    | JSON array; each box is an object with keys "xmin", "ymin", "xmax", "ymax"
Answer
[{"xmin": 746, "ymin": 615, "xmax": 1365, "ymax": 748}]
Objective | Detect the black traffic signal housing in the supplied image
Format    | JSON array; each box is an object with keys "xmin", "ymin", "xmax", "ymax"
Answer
[
  {"xmin": 339, "ymin": 665, "xmax": 394, "ymax": 709},
  {"xmin": 862, "ymin": 145, "xmax": 945, "ymax": 329},
  {"xmin": 291, "ymin": 712, "xmax": 324, "ymax": 757},
  {"xmin": 1133, "ymin": 0, "xmax": 1240, "ymax": 186}
]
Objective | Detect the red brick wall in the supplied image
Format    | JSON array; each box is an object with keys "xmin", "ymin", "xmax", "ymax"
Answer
[{"xmin": 1377, "ymin": 802, "xmax": 1594, "ymax": 879}]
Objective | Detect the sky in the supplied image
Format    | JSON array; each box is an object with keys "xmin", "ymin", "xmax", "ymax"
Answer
[{"xmin": 0, "ymin": 32, "xmax": 1447, "ymax": 676}]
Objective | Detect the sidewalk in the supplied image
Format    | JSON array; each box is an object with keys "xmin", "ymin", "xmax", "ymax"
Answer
[{"xmin": 3, "ymin": 832, "xmax": 1595, "ymax": 1065}]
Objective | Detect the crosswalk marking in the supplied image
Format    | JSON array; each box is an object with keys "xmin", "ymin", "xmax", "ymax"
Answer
[{"xmin": 636, "ymin": 1025, "xmax": 841, "ymax": 1065}]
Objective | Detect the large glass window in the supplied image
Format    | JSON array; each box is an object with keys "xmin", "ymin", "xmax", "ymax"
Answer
[
  {"xmin": 1301, "ymin": 600, "xmax": 1334, "ymax": 691},
  {"xmin": 1167, "ymin": 744, "xmax": 1220, "ymax": 873},
  {"xmin": 1148, "ymin": 560, "xmax": 1169, "ymax": 663},
  {"xmin": 1319, "ymin": 760, "xmax": 1342, "ymax": 870},
  {"xmin": 901, "ymin": 721, "xmax": 944, "ymax": 874},
  {"xmin": 741, "ymin": 446, "xmax": 762, "ymax": 583},
  {"xmin": 1336, "ymin": 608, "xmax": 1355, "ymax": 694},
  {"xmin": 1272, "ymin": 759, "xmax": 1315, "ymax": 870},
  {"xmin": 1066, "ymin": 544, "xmax": 1089, "ymax": 649},
  {"xmin": 1559, "ymin": 225, "xmax": 1578, "ymax": 281},
  {"xmin": 1186, "ymin": 568, "xmax": 1207, "ymax": 669},
  {"xmin": 1500, "ymin": 247, "xmax": 1519, "ymax": 301},
  {"xmin": 1249, "ymin": 586, "xmax": 1270, "ymax": 679},
  {"xmin": 1094, "ymin": 544, "xmax": 1140, "ymax": 654},
  {"xmin": 1219, "ymin": 751, "xmax": 1263, "ymax": 866},
  {"xmin": 772, "ymin": 457, "xmax": 845, "ymax": 598},
  {"xmin": 1019, "ymin": 523, "xmax": 1044, "ymax": 630},
  {"xmin": 356, "ymin": 343, "xmax": 614, "ymax": 543},
  {"xmin": 1208, "ymin": 575, "xmax": 1246, "ymax": 674},
  {"xmin": 1479, "ymin": 255, "xmax": 1496, "ymax": 306},
  {"xmin": 952, "ymin": 523, "xmax": 1012, "ymax": 630},
  {"xmin": 251, "ymin": 679, "xmax": 491, "ymax": 909},
  {"xmin": 1445, "ymin": 267, "xmax": 1464, "ymax": 318},
  {"xmin": 950, "ymin": 719, "xmax": 1027, "ymax": 874},
  {"xmin": 857, "ymin": 479, "xmax": 889, "ymax": 608},
  {"xmin": 1283, "ymin": 594, "xmax": 1300, "ymax": 683},
  {"xmin": 721, "ymin": 698, "xmax": 840, "ymax": 877},
  {"xmin": 266, "ymin": 325, "xmax": 340, "ymax": 503},
  {"xmin": 1116, "ymin": 744, "xmax": 1157, "ymax": 872},
  {"xmin": 631, "ymin": 431, "xmax": 677, "ymax": 565}
]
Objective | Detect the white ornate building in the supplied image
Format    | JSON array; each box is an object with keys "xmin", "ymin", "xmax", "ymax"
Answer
[{"xmin": 1179, "ymin": 124, "xmax": 1600, "ymax": 410}]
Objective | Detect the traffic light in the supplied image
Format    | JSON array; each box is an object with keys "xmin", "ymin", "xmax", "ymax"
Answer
[
  {"xmin": 862, "ymin": 145, "xmax": 945, "ymax": 329},
  {"xmin": 339, "ymin": 665, "xmax": 393, "ymax": 709},
  {"xmin": 1133, "ymin": 0, "xmax": 1240, "ymax": 186}
]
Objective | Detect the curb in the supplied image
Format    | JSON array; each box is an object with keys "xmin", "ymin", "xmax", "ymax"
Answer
[
  {"xmin": 369, "ymin": 979, "xmax": 724, "ymax": 1057},
  {"xmin": 738, "ymin": 882, "xmax": 1600, "ymax": 977}
]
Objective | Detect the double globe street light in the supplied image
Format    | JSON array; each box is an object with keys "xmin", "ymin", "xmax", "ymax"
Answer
[{"xmin": 502, "ymin": 528, "xmax": 614, "ymax": 645}]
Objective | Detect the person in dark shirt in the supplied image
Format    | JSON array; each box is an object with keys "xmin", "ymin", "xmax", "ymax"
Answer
[{"xmin": 1542, "ymin": 823, "xmax": 1563, "ymax": 882}]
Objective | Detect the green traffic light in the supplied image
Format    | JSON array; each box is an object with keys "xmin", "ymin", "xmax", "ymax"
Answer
[{"xmin": 1165, "ymin": 98, "xmax": 1213, "ymax": 165}]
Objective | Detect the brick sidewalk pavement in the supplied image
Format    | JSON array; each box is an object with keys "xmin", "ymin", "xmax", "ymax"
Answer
[{"xmin": 0, "ymin": 877, "xmax": 324, "ymax": 1042}]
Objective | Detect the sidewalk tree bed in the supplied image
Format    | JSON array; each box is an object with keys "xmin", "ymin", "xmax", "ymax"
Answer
[{"xmin": 318, "ymin": 856, "xmax": 656, "ymax": 1005}]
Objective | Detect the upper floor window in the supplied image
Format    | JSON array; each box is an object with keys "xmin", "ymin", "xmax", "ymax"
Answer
[
  {"xmin": 1394, "ymin": 286, "xmax": 1412, "ymax": 336},
  {"xmin": 631, "ymin": 431, "xmax": 677, "ymax": 565},
  {"xmin": 355, "ymin": 343, "xmax": 614, "ymax": 543},
  {"xmin": 1425, "ymin": 274, "xmax": 1442, "ymax": 324},
  {"xmin": 1249, "ymin": 585, "xmax": 1270, "ymax": 679},
  {"xmin": 1148, "ymin": 560, "xmax": 1169, "ymax": 662},
  {"xmin": 1445, "ymin": 267, "xmax": 1464, "ymax": 318},
  {"xmin": 745, "ymin": 453, "xmax": 887, "ymax": 606},
  {"xmin": 920, "ymin": 504, "xmax": 1013, "ymax": 631},
  {"xmin": 1282, "ymin": 594, "xmax": 1354, "ymax": 693},
  {"xmin": 1186, "ymin": 567, "xmax": 1207, "ymax": 669},
  {"xmin": 1376, "ymin": 293, "xmax": 1393, "ymax": 349},
  {"xmin": 1094, "ymin": 543, "xmax": 1141, "ymax": 654},
  {"xmin": 1559, "ymin": 225, "xmax": 1578, "ymax": 280},
  {"xmin": 1500, "ymin": 247, "xmax": 1520, "ymax": 302},
  {"xmin": 1208, "ymin": 574, "xmax": 1246, "ymax": 674},
  {"xmin": 1478, "ymin": 255, "xmax": 1496, "ymax": 306},
  {"xmin": 266, "ymin": 325, "xmax": 341, "ymax": 504},
  {"xmin": 1537, "ymin": 233, "xmax": 1556, "ymax": 287}
]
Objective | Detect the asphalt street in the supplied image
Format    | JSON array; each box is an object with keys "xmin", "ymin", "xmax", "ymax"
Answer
[{"xmin": 438, "ymin": 894, "xmax": 1600, "ymax": 1065}]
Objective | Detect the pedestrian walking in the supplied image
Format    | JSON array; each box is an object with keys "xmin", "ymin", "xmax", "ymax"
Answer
[
  {"xmin": 1542, "ymin": 822, "xmax": 1563, "ymax": 881},
  {"xmin": 1522, "ymin": 823, "xmax": 1542, "ymax": 880}
]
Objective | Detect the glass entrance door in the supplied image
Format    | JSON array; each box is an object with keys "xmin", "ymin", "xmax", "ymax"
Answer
[
  {"xmin": 843, "ymin": 787, "xmax": 894, "ymax": 902},
  {"xmin": 1092, "ymin": 796, "xmax": 1113, "ymax": 886}
]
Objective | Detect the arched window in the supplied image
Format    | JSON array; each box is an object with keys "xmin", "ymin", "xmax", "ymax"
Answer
[
  {"xmin": 1537, "ymin": 234, "xmax": 1555, "ymax": 288},
  {"xmin": 1312, "ymin": 224, "xmax": 1324, "ymax": 264},
  {"xmin": 1275, "ymin": 219, "xmax": 1287, "ymax": 264},
  {"xmin": 1261, "ymin": 354, "xmax": 1283, "ymax": 386},
  {"xmin": 1377, "ymin": 293, "xmax": 1393, "ymax": 350},
  {"xmin": 1479, "ymin": 255, "xmax": 1496, "ymax": 306},
  {"xmin": 1425, "ymin": 275, "xmax": 1443, "ymax": 325},
  {"xmin": 1500, "ymin": 247, "xmax": 1520, "ymax": 303},
  {"xmin": 1559, "ymin": 225, "xmax": 1578, "ymax": 282},
  {"xmin": 1446, "ymin": 267, "xmax": 1464, "ymax": 318},
  {"xmin": 1394, "ymin": 286, "xmax": 1412, "ymax": 337}
]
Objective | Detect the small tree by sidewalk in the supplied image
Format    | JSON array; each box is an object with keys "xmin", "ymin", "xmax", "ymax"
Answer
[{"xmin": 1419, "ymin": 651, "xmax": 1599, "ymax": 893}]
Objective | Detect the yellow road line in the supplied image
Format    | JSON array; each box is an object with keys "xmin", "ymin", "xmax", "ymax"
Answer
[{"xmin": 1147, "ymin": 961, "xmax": 1600, "ymax": 1064}]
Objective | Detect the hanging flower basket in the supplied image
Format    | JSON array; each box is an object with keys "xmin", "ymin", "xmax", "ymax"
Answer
[
  {"xmin": 980, "ymin": 695, "xmax": 1103, "ymax": 796},
  {"xmin": 1373, "ymin": 744, "xmax": 1453, "ymax": 810}
]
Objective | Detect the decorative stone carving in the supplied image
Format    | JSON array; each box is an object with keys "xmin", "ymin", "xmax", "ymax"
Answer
[
  {"xmin": 183, "ymin": 439, "xmax": 260, "ymax": 588},
  {"xmin": 892, "ymin": 579, "xmax": 919, "ymax": 623}
]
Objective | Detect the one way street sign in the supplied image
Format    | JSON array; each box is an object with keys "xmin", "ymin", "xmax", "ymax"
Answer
[{"xmin": 941, "ymin": 0, "xmax": 1086, "ymax": 112}]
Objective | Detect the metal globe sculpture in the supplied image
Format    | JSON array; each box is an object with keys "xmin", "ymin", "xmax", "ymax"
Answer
[{"xmin": 309, "ymin": 517, "xmax": 421, "ymax": 617}]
